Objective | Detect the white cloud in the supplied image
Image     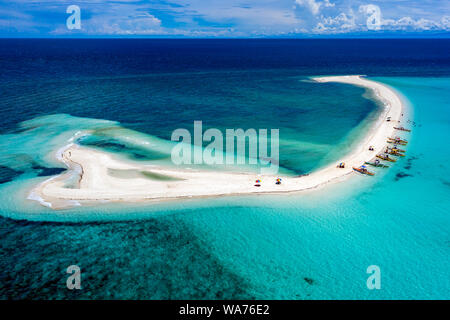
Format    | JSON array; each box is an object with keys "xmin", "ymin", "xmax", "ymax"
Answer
[
  {"xmin": 323, "ymin": 0, "xmax": 335, "ymax": 8},
  {"xmin": 295, "ymin": 0, "xmax": 334, "ymax": 16},
  {"xmin": 382, "ymin": 17, "xmax": 439, "ymax": 31},
  {"xmin": 313, "ymin": 11, "xmax": 357, "ymax": 33},
  {"xmin": 311, "ymin": 4, "xmax": 450, "ymax": 34},
  {"xmin": 88, "ymin": 12, "xmax": 162, "ymax": 35},
  {"xmin": 441, "ymin": 16, "xmax": 450, "ymax": 30}
]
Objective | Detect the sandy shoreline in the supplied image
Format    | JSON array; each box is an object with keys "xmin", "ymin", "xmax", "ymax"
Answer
[{"xmin": 30, "ymin": 75, "xmax": 405, "ymax": 209}]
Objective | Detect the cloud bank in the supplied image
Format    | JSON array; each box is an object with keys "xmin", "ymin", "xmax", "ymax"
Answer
[{"xmin": 0, "ymin": 0, "xmax": 448, "ymax": 37}]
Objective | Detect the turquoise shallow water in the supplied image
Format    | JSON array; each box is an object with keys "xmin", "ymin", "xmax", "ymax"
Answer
[
  {"xmin": 0, "ymin": 77, "xmax": 449, "ymax": 299},
  {"xmin": 183, "ymin": 77, "xmax": 450, "ymax": 299}
]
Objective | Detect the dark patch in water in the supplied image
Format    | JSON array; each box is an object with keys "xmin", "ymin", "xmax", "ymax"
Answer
[
  {"xmin": 441, "ymin": 180, "xmax": 450, "ymax": 188},
  {"xmin": 131, "ymin": 152, "xmax": 147, "ymax": 159},
  {"xmin": 100, "ymin": 142, "xmax": 125, "ymax": 150},
  {"xmin": 0, "ymin": 166, "xmax": 24, "ymax": 184},
  {"xmin": 32, "ymin": 165, "xmax": 66, "ymax": 177},
  {"xmin": 82, "ymin": 140, "xmax": 126, "ymax": 152},
  {"xmin": 394, "ymin": 172, "xmax": 413, "ymax": 181},
  {"xmin": 0, "ymin": 215, "xmax": 254, "ymax": 299},
  {"xmin": 403, "ymin": 156, "xmax": 418, "ymax": 171},
  {"xmin": 0, "ymin": 160, "xmax": 65, "ymax": 183},
  {"xmin": 304, "ymin": 277, "xmax": 314, "ymax": 285},
  {"xmin": 78, "ymin": 137, "xmax": 168, "ymax": 161}
]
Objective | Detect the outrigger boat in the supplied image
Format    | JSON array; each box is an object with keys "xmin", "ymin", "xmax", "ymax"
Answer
[
  {"xmin": 391, "ymin": 146, "xmax": 406, "ymax": 153},
  {"xmin": 353, "ymin": 165, "xmax": 375, "ymax": 176},
  {"xmin": 385, "ymin": 148, "xmax": 405, "ymax": 157},
  {"xmin": 387, "ymin": 140, "xmax": 407, "ymax": 146},
  {"xmin": 387, "ymin": 137, "xmax": 408, "ymax": 145},
  {"xmin": 388, "ymin": 136, "xmax": 408, "ymax": 142},
  {"xmin": 387, "ymin": 151, "xmax": 405, "ymax": 157},
  {"xmin": 394, "ymin": 126, "xmax": 411, "ymax": 132},
  {"xmin": 376, "ymin": 154, "xmax": 397, "ymax": 162},
  {"xmin": 365, "ymin": 161, "xmax": 389, "ymax": 168}
]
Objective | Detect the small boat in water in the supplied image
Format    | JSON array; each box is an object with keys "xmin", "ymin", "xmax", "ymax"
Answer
[
  {"xmin": 390, "ymin": 151, "xmax": 405, "ymax": 157},
  {"xmin": 391, "ymin": 146, "xmax": 406, "ymax": 153},
  {"xmin": 353, "ymin": 165, "xmax": 375, "ymax": 176},
  {"xmin": 376, "ymin": 154, "xmax": 397, "ymax": 162},
  {"xmin": 387, "ymin": 137, "xmax": 408, "ymax": 145},
  {"xmin": 365, "ymin": 161, "xmax": 389, "ymax": 168},
  {"xmin": 388, "ymin": 136, "xmax": 408, "ymax": 142},
  {"xmin": 394, "ymin": 126, "xmax": 411, "ymax": 132},
  {"xmin": 385, "ymin": 148, "xmax": 405, "ymax": 157},
  {"xmin": 387, "ymin": 140, "xmax": 407, "ymax": 146}
]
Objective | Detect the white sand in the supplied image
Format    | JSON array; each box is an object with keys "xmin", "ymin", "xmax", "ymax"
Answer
[{"xmin": 30, "ymin": 75, "xmax": 405, "ymax": 209}]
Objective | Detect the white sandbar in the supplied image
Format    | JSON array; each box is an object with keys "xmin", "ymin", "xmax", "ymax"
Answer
[{"xmin": 30, "ymin": 75, "xmax": 405, "ymax": 209}]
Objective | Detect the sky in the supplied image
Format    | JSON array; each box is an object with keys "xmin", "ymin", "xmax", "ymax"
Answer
[{"xmin": 0, "ymin": 0, "xmax": 449, "ymax": 37}]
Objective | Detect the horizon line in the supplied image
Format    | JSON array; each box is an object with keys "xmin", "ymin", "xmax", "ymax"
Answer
[{"xmin": 1, "ymin": 36, "xmax": 450, "ymax": 40}]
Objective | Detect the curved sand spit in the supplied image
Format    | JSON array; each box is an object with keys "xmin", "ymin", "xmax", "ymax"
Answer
[{"xmin": 30, "ymin": 76, "xmax": 405, "ymax": 209}]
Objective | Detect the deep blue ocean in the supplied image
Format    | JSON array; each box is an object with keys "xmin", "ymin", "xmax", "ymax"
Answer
[{"xmin": 0, "ymin": 39, "xmax": 449, "ymax": 299}]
